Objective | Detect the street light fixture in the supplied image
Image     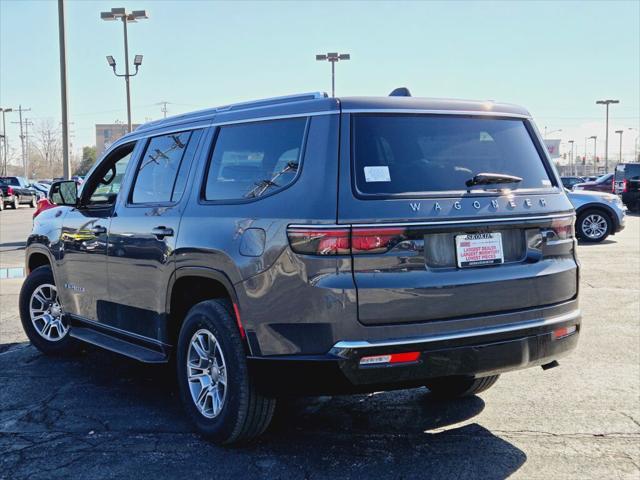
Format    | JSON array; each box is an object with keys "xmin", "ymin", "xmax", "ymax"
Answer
[
  {"xmin": 0, "ymin": 107, "xmax": 13, "ymax": 176},
  {"xmin": 589, "ymin": 135, "xmax": 598, "ymax": 175},
  {"xmin": 101, "ymin": 7, "xmax": 149, "ymax": 133},
  {"xmin": 596, "ymin": 99, "xmax": 619, "ymax": 172},
  {"xmin": 544, "ymin": 127, "xmax": 562, "ymax": 139},
  {"xmin": 316, "ymin": 52, "xmax": 350, "ymax": 98}
]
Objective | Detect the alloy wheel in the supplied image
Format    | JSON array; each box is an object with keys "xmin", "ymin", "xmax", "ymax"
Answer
[
  {"xmin": 581, "ymin": 214, "xmax": 608, "ymax": 240},
  {"xmin": 29, "ymin": 283, "xmax": 69, "ymax": 341},
  {"xmin": 187, "ymin": 329, "xmax": 228, "ymax": 418}
]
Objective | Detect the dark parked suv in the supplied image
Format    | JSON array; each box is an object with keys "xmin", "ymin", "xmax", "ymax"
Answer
[
  {"xmin": 20, "ymin": 92, "xmax": 581, "ymax": 444},
  {"xmin": 613, "ymin": 163, "xmax": 640, "ymax": 211}
]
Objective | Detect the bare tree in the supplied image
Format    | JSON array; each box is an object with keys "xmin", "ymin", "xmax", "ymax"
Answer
[{"xmin": 32, "ymin": 119, "xmax": 62, "ymax": 167}]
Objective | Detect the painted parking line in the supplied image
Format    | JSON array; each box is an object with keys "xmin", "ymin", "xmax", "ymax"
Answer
[{"xmin": 0, "ymin": 267, "xmax": 25, "ymax": 279}]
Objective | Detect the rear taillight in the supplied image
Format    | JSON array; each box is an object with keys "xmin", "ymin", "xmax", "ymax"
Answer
[
  {"xmin": 287, "ymin": 228, "xmax": 350, "ymax": 255},
  {"xmin": 7, "ymin": 186, "xmax": 13, "ymax": 195},
  {"xmin": 550, "ymin": 217, "xmax": 575, "ymax": 240},
  {"xmin": 622, "ymin": 179, "xmax": 629, "ymax": 193},
  {"xmin": 287, "ymin": 226, "xmax": 407, "ymax": 256}
]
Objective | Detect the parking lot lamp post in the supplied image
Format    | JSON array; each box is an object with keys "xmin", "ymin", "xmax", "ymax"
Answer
[
  {"xmin": 101, "ymin": 8, "xmax": 148, "ymax": 133},
  {"xmin": 316, "ymin": 52, "xmax": 350, "ymax": 98},
  {"xmin": 589, "ymin": 136, "xmax": 597, "ymax": 175},
  {"xmin": 596, "ymin": 99, "xmax": 619, "ymax": 172},
  {"xmin": 614, "ymin": 130, "xmax": 624, "ymax": 163},
  {"xmin": 0, "ymin": 108, "xmax": 12, "ymax": 176},
  {"xmin": 568, "ymin": 140, "xmax": 575, "ymax": 176}
]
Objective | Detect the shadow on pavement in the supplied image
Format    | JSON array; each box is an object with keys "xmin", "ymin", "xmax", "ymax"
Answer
[{"xmin": 0, "ymin": 344, "xmax": 526, "ymax": 479}]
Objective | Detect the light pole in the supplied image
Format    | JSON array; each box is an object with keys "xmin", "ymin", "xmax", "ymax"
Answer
[
  {"xmin": 544, "ymin": 127, "xmax": 562, "ymax": 139},
  {"xmin": 568, "ymin": 140, "xmax": 575, "ymax": 176},
  {"xmin": 0, "ymin": 107, "xmax": 13, "ymax": 176},
  {"xmin": 58, "ymin": 0, "xmax": 71, "ymax": 179},
  {"xmin": 614, "ymin": 130, "xmax": 624, "ymax": 163},
  {"xmin": 589, "ymin": 135, "xmax": 597, "ymax": 175},
  {"xmin": 316, "ymin": 52, "xmax": 350, "ymax": 97},
  {"xmin": 101, "ymin": 7, "xmax": 148, "ymax": 133},
  {"xmin": 596, "ymin": 99, "xmax": 619, "ymax": 172}
]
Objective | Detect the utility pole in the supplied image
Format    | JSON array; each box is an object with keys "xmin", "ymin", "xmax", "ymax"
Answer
[
  {"xmin": 596, "ymin": 99, "xmax": 619, "ymax": 173},
  {"xmin": 589, "ymin": 135, "xmax": 597, "ymax": 175},
  {"xmin": 24, "ymin": 119, "xmax": 34, "ymax": 178},
  {"xmin": 615, "ymin": 130, "xmax": 623, "ymax": 163},
  {"xmin": 58, "ymin": 0, "xmax": 71, "ymax": 179},
  {"xmin": 13, "ymin": 106, "xmax": 31, "ymax": 178},
  {"xmin": 157, "ymin": 101, "xmax": 169, "ymax": 118},
  {"xmin": 568, "ymin": 140, "xmax": 575, "ymax": 176}
]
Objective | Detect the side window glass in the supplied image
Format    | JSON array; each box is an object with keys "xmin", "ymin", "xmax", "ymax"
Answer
[
  {"xmin": 131, "ymin": 131, "xmax": 196, "ymax": 204},
  {"xmin": 86, "ymin": 144, "xmax": 135, "ymax": 206},
  {"xmin": 204, "ymin": 118, "xmax": 307, "ymax": 201}
]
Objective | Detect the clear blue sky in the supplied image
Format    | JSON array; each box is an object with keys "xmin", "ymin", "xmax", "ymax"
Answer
[{"xmin": 1, "ymin": 0, "xmax": 639, "ymax": 159}]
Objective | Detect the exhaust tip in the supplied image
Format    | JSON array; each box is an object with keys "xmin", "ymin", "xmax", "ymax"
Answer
[{"xmin": 541, "ymin": 360, "xmax": 559, "ymax": 371}]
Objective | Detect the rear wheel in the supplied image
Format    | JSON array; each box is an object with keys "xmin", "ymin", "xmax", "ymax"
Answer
[
  {"xmin": 0, "ymin": 196, "xmax": 4, "ymax": 210},
  {"xmin": 425, "ymin": 375, "xmax": 499, "ymax": 399},
  {"xmin": 19, "ymin": 266, "xmax": 79, "ymax": 355},
  {"xmin": 577, "ymin": 209, "xmax": 611, "ymax": 243},
  {"xmin": 29, "ymin": 195, "xmax": 37, "ymax": 208},
  {"xmin": 176, "ymin": 299, "xmax": 276, "ymax": 444},
  {"xmin": 11, "ymin": 197, "xmax": 19, "ymax": 209}
]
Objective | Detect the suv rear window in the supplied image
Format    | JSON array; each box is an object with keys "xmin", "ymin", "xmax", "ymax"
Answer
[{"xmin": 352, "ymin": 115, "xmax": 553, "ymax": 196}]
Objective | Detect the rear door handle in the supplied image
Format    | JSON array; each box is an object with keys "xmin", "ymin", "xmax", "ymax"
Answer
[
  {"xmin": 91, "ymin": 225, "xmax": 107, "ymax": 235},
  {"xmin": 151, "ymin": 226, "xmax": 174, "ymax": 239}
]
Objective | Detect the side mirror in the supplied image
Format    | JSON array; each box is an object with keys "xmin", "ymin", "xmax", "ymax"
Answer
[{"xmin": 49, "ymin": 180, "xmax": 78, "ymax": 206}]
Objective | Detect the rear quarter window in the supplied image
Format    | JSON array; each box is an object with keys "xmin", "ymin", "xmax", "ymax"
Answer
[{"xmin": 352, "ymin": 115, "xmax": 554, "ymax": 196}]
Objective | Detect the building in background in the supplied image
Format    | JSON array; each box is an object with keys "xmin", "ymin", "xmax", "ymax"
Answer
[{"xmin": 96, "ymin": 122, "xmax": 140, "ymax": 153}]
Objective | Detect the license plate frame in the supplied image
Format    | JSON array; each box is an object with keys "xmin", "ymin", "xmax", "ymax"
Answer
[{"xmin": 455, "ymin": 232, "xmax": 504, "ymax": 268}]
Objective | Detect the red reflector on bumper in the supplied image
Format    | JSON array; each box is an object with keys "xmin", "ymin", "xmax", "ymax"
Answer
[
  {"xmin": 553, "ymin": 325, "xmax": 577, "ymax": 340},
  {"xmin": 360, "ymin": 351, "xmax": 421, "ymax": 366}
]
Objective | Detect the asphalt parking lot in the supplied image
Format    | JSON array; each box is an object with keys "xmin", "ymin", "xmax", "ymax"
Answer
[{"xmin": 0, "ymin": 206, "xmax": 638, "ymax": 479}]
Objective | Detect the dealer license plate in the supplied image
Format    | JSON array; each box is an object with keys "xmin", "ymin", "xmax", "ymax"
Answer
[{"xmin": 455, "ymin": 233, "xmax": 504, "ymax": 268}]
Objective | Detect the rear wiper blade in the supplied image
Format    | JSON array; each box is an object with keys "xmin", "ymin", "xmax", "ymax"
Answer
[{"xmin": 466, "ymin": 172, "xmax": 523, "ymax": 188}]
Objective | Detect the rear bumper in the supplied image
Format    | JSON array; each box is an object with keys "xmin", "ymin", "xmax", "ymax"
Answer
[{"xmin": 248, "ymin": 309, "xmax": 581, "ymax": 395}]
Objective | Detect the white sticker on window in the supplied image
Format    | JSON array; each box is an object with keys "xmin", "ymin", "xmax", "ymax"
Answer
[{"xmin": 364, "ymin": 166, "xmax": 391, "ymax": 182}]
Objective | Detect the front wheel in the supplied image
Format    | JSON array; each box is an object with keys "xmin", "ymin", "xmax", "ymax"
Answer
[
  {"xmin": 577, "ymin": 209, "xmax": 611, "ymax": 243},
  {"xmin": 425, "ymin": 375, "xmax": 499, "ymax": 399},
  {"xmin": 176, "ymin": 299, "xmax": 276, "ymax": 444},
  {"xmin": 19, "ymin": 266, "xmax": 79, "ymax": 355}
]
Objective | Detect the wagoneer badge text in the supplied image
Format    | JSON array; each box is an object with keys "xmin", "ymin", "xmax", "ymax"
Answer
[{"xmin": 409, "ymin": 198, "xmax": 547, "ymax": 212}]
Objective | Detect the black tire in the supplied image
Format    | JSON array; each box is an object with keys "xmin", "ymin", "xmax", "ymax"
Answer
[
  {"xmin": 29, "ymin": 195, "xmax": 37, "ymax": 208},
  {"xmin": 11, "ymin": 197, "xmax": 18, "ymax": 209},
  {"xmin": 425, "ymin": 375, "xmax": 499, "ymax": 399},
  {"xmin": 577, "ymin": 209, "xmax": 611, "ymax": 243},
  {"xmin": 19, "ymin": 266, "xmax": 79, "ymax": 355},
  {"xmin": 0, "ymin": 196, "xmax": 4, "ymax": 211},
  {"xmin": 176, "ymin": 299, "xmax": 276, "ymax": 444}
]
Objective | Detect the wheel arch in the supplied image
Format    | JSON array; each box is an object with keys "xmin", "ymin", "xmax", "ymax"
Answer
[{"xmin": 166, "ymin": 267, "xmax": 247, "ymax": 351}]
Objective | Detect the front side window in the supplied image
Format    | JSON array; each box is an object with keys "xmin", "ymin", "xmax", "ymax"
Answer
[
  {"xmin": 204, "ymin": 118, "xmax": 307, "ymax": 201},
  {"xmin": 85, "ymin": 144, "xmax": 136, "ymax": 207},
  {"xmin": 130, "ymin": 131, "xmax": 201, "ymax": 204},
  {"xmin": 352, "ymin": 115, "xmax": 553, "ymax": 196}
]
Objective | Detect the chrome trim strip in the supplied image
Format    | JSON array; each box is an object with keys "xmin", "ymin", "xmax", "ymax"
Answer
[
  {"xmin": 343, "ymin": 108, "xmax": 531, "ymax": 119},
  {"xmin": 289, "ymin": 213, "xmax": 574, "ymax": 229},
  {"xmin": 332, "ymin": 310, "xmax": 581, "ymax": 350}
]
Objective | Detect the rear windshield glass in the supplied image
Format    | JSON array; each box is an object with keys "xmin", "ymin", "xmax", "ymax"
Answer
[
  {"xmin": 352, "ymin": 115, "xmax": 553, "ymax": 195},
  {"xmin": 0, "ymin": 177, "xmax": 19, "ymax": 186}
]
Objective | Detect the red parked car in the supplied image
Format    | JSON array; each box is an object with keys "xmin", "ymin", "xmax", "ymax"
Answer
[{"xmin": 572, "ymin": 173, "xmax": 613, "ymax": 193}]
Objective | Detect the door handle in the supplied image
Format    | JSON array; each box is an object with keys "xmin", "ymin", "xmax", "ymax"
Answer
[
  {"xmin": 91, "ymin": 225, "xmax": 107, "ymax": 235},
  {"xmin": 151, "ymin": 226, "xmax": 174, "ymax": 239}
]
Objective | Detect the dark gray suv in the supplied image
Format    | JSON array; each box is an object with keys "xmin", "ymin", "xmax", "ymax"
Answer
[{"xmin": 20, "ymin": 91, "xmax": 581, "ymax": 444}]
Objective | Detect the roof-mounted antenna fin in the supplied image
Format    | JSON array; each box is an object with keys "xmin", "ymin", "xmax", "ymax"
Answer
[{"xmin": 389, "ymin": 87, "xmax": 412, "ymax": 97}]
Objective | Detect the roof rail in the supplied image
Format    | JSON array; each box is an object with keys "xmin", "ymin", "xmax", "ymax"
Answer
[{"xmin": 215, "ymin": 92, "xmax": 328, "ymax": 112}]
